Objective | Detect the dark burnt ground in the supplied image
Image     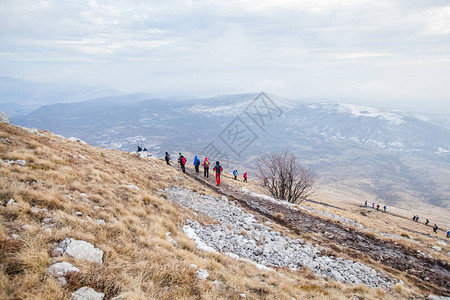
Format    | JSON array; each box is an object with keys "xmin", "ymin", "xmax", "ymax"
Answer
[{"xmin": 180, "ymin": 169, "xmax": 450, "ymax": 296}]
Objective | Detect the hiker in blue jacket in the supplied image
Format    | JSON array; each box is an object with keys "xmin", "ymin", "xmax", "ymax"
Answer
[
  {"xmin": 233, "ymin": 170, "xmax": 238, "ymax": 180},
  {"xmin": 193, "ymin": 156, "xmax": 200, "ymax": 173}
]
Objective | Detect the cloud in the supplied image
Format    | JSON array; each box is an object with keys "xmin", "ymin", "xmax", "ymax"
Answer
[
  {"xmin": 335, "ymin": 52, "xmax": 392, "ymax": 59},
  {"xmin": 421, "ymin": 6, "xmax": 450, "ymax": 35},
  {"xmin": 0, "ymin": 0, "xmax": 449, "ymax": 113}
]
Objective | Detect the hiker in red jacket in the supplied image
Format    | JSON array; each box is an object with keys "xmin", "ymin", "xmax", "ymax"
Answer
[
  {"xmin": 213, "ymin": 161, "xmax": 223, "ymax": 186},
  {"xmin": 243, "ymin": 172, "xmax": 248, "ymax": 183},
  {"xmin": 180, "ymin": 155, "xmax": 187, "ymax": 173},
  {"xmin": 202, "ymin": 157, "xmax": 210, "ymax": 178}
]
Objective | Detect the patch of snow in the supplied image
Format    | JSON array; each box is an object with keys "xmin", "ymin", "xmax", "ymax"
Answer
[
  {"xmin": 335, "ymin": 103, "xmax": 405, "ymax": 125},
  {"xmin": 365, "ymin": 139, "xmax": 386, "ymax": 149},
  {"xmin": 437, "ymin": 147, "xmax": 449, "ymax": 153}
]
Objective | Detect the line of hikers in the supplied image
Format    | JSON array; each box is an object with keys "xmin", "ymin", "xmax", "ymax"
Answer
[
  {"xmin": 164, "ymin": 152, "xmax": 248, "ymax": 186},
  {"xmin": 411, "ymin": 215, "xmax": 444, "ymax": 235},
  {"xmin": 364, "ymin": 200, "xmax": 387, "ymax": 212}
]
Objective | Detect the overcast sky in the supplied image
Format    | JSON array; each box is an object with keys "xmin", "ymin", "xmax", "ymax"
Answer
[{"xmin": 1, "ymin": 0, "xmax": 449, "ymax": 113}]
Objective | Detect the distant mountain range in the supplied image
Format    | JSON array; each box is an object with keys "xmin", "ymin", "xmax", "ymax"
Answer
[
  {"xmin": 0, "ymin": 77, "xmax": 124, "ymax": 117},
  {"xmin": 6, "ymin": 88, "xmax": 450, "ymax": 209}
]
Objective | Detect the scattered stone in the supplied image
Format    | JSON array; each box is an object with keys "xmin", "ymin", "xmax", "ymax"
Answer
[
  {"xmin": 437, "ymin": 241, "xmax": 446, "ymax": 246},
  {"xmin": 11, "ymin": 234, "xmax": 20, "ymax": 239},
  {"xmin": 54, "ymin": 238, "xmax": 103, "ymax": 264},
  {"xmin": 138, "ymin": 152, "xmax": 152, "ymax": 158},
  {"xmin": 79, "ymin": 193, "xmax": 88, "ymax": 198},
  {"xmin": 7, "ymin": 198, "xmax": 16, "ymax": 206},
  {"xmin": 94, "ymin": 219, "xmax": 106, "ymax": 225},
  {"xmin": 15, "ymin": 159, "xmax": 26, "ymax": 166},
  {"xmin": 43, "ymin": 217, "xmax": 55, "ymax": 224},
  {"xmin": 166, "ymin": 232, "xmax": 177, "ymax": 246},
  {"xmin": 126, "ymin": 185, "xmax": 139, "ymax": 190},
  {"xmin": 196, "ymin": 269, "xmax": 209, "ymax": 280},
  {"xmin": 432, "ymin": 246, "xmax": 442, "ymax": 252},
  {"xmin": 428, "ymin": 295, "xmax": 450, "ymax": 300},
  {"xmin": 30, "ymin": 207, "xmax": 41, "ymax": 214},
  {"xmin": 19, "ymin": 126, "xmax": 45, "ymax": 136},
  {"xmin": 189, "ymin": 264, "xmax": 198, "ymax": 269},
  {"xmin": 0, "ymin": 137, "xmax": 11, "ymax": 144},
  {"xmin": 166, "ymin": 186, "xmax": 396, "ymax": 288},
  {"xmin": 71, "ymin": 287, "xmax": 104, "ymax": 300},
  {"xmin": 47, "ymin": 262, "xmax": 79, "ymax": 277},
  {"xmin": 22, "ymin": 224, "xmax": 32, "ymax": 230},
  {"xmin": 75, "ymin": 211, "xmax": 83, "ymax": 217},
  {"xmin": 68, "ymin": 137, "xmax": 87, "ymax": 144},
  {"xmin": 0, "ymin": 112, "xmax": 8, "ymax": 123},
  {"xmin": 64, "ymin": 194, "xmax": 73, "ymax": 200},
  {"xmin": 240, "ymin": 294, "xmax": 246, "ymax": 298}
]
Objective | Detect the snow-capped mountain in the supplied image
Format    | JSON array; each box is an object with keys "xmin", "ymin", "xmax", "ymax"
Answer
[
  {"xmin": 281, "ymin": 102, "xmax": 450, "ymax": 154},
  {"xmin": 10, "ymin": 93, "xmax": 450, "ymax": 208}
]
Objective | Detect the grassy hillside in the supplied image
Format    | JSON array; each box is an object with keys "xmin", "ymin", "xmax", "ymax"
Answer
[{"xmin": 0, "ymin": 122, "xmax": 446, "ymax": 299}]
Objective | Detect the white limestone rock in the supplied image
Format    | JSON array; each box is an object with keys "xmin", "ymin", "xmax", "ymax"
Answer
[
  {"xmin": 68, "ymin": 137, "xmax": 87, "ymax": 144},
  {"xmin": 94, "ymin": 219, "xmax": 106, "ymax": 225},
  {"xmin": 15, "ymin": 159, "xmax": 26, "ymax": 166},
  {"xmin": 54, "ymin": 238, "xmax": 103, "ymax": 264},
  {"xmin": 72, "ymin": 287, "xmax": 104, "ymax": 300},
  {"xmin": 0, "ymin": 112, "xmax": 8, "ymax": 123},
  {"xmin": 166, "ymin": 232, "xmax": 177, "ymax": 246},
  {"xmin": 47, "ymin": 261, "xmax": 79, "ymax": 277},
  {"xmin": 196, "ymin": 269, "xmax": 209, "ymax": 280}
]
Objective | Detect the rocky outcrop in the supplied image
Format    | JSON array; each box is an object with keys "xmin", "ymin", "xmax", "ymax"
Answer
[
  {"xmin": 166, "ymin": 186, "xmax": 396, "ymax": 288},
  {"xmin": 0, "ymin": 112, "xmax": 8, "ymax": 123}
]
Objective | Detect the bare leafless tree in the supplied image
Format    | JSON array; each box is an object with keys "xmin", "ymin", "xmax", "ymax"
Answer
[{"xmin": 258, "ymin": 152, "xmax": 318, "ymax": 204}]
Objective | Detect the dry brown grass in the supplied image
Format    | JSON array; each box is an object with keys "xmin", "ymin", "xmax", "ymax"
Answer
[{"xmin": 0, "ymin": 123, "xmax": 429, "ymax": 299}]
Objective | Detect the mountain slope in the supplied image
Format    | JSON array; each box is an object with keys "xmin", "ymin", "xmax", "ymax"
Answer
[{"xmin": 3, "ymin": 122, "xmax": 450, "ymax": 299}]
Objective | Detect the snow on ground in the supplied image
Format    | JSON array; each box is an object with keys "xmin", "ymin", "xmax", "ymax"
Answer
[
  {"xmin": 336, "ymin": 103, "xmax": 405, "ymax": 125},
  {"xmin": 166, "ymin": 186, "xmax": 396, "ymax": 288}
]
